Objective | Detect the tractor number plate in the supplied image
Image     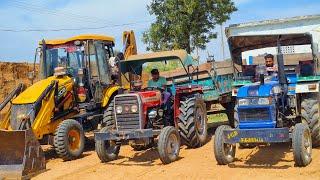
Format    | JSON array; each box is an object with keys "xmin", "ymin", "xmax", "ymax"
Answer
[{"xmin": 223, "ymin": 128, "xmax": 290, "ymax": 144}]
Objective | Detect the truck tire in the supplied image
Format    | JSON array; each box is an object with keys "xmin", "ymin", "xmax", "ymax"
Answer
[
  {"xmin": 292, "ymin": 123, "xmax": 312, "ymax": 167},
  {"xmin": 178, "ymin": 96, "xmax": 207, "ymax": 148},
  {"xmin": 95, "ymin": 127, "xmax": 120, "ymax": 162},
  {"xmin": 54, "ymin": 119, "xmax": 85, "ymax": 161},
  {"xmin": 102, "ymin": 99, "xmax": 115, "ymax": 129},
  {"xmin": 221, "ymin": 101, "xmax": 235, "ymax": 128},
  {"xmin": 213, "ymin": 125, "xmax": 236, "ymax": 165},
  {"xmin": 158, "ymin": 126, "xmax": 180, "ymax": 164},
  {"xmin": 301, "ymin": 97, "xmax": 320, "ymax": 147}
]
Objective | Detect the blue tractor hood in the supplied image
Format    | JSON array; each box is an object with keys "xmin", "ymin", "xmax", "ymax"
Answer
[{"xmin": 237, "ymin": 81, "xmax": 279, "ymax": 97}]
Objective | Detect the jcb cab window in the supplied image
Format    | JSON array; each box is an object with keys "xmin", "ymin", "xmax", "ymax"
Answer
[{"xmin": 86, "ymin": 41, "xmax": 111, "ymax": 85}]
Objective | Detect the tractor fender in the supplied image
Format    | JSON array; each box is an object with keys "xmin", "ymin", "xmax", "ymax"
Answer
[{"xmin": 101, "ymin": 86, "xmax": 119, "ymax": 108}]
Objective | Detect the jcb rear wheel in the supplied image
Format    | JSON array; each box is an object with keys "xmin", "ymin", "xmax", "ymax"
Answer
[
  {"xmin": 301, "ymin": 96, "xmax": 320, "ymax": 147},
  {"xmin": 102, "ymin": 99, "xmax": 115, "ymax": 129},
  {"xmin": 178, "ymin": 95, "xmax": 207, "ymax": 148},
  {"xmin": 54, "ymin": 119, "xmax": 85, "ymax": 161}
]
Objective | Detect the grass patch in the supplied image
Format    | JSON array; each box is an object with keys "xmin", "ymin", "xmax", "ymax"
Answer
[{"xmin": 207, "ymin": 113, "xmax": 228, "ymax": 124}]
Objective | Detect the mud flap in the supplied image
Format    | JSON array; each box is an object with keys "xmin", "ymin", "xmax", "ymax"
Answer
[{"xmin": 0, "ymin": 129, "xmax": 46, "ymax": 179}]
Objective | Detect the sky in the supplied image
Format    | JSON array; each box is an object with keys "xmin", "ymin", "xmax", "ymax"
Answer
[{"xmin": 0, "ymin": 0, "xmax": 320, "ymax": 62}]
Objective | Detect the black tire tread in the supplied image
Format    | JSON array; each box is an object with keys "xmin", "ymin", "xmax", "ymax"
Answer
[
  {"xmin": 178, "ymin": 96, "xmax": 207, "ymax": 148},
  {"xmin": 158, "ymin": 126, "xmax": 180, "ymax": 164},
  {"xmin": 213, "ymin": 125, "xmax": 235, "ymax": 165},
  {"xmin": 301, "ymin": 97, "xmax": 320, "ymax": 147},
  {"xmin": 292, "ymin": 123, "xmax": 312, "ymax": 167},
  {"xmin": 95, "ymin": 127, "xmax": 120, "ymax": 162},
  {"xmin": 54, "ymin": 119, "xmax": 85, "ymax": 161},
  {"xmin": 102, "ymin": 99, "xmax": 115, "ymax": 129}
]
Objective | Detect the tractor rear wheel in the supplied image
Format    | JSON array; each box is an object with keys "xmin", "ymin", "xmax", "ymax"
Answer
[
  {"xmin": 301, "ymin": 96, "xmax": 320, "ymax": 147},
  {"xmin": 102, "ymin": 99, "xmax": 115, "ymax": 129},
  {"xmin": 158, "ymin": 126, "xmax": 180, "ymax": 164},
  {"xmin": 54, "ymin": 119, "xmax": 85, "ymax": 161},
  {"xmin": 292, "ymin": 123, "xmax": 312, "ymax": 167},
  {"xmin": 178, "ymin": 95, "xmax": 207, "ymax": 148},
  {"xmin": 213, "ymin": 125, "xmax": 236, "ymax": 165},
  {"xmin": 95, "ymin": 127, "xmax": 120, "ymax": 162}
]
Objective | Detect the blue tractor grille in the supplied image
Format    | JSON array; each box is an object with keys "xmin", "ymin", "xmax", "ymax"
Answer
[{"xmin": 238, "ymin": 108, "xmax": 270, "ymax": 121}]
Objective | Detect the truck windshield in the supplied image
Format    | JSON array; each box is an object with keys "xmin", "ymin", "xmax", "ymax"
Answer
[{"xmin": 44, "ymin": 46, "xmax": 83, "ymax": 77}]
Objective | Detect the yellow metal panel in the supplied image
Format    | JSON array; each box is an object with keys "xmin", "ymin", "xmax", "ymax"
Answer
[
  {"xmin": 12, "ymin": 76, "xmax": 73, "ymax": 104},
  {"xmin": 39, "ymin": 34, "xmax": 115, "ymax": 45},
  {"xmin": 101, "ymin": 86, "xmax": 120, "ymax": 107}
]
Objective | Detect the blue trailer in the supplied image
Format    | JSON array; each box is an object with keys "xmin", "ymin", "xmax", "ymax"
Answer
[{"xmin": 214, "ymin": 28, "xmax": 320, "ymax": 166}]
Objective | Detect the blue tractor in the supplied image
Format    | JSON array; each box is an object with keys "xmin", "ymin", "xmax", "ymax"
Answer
[{"xmin": 214, "ymin": 33, "xmax": 320, "ymax": 167}]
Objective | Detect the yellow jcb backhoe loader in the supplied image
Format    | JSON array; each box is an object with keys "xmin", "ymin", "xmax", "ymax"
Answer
[{"xmin": 0, "ymin": 32, "xmax": 136, "ymax": 179}]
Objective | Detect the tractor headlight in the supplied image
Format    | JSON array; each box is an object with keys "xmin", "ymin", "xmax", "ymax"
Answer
[
  {"xmin": 148, "ymin": 110, "xmax": 157, "ymax": 119},
  {"xmin": 258, "ymin": 98, "xmax": 271, "ymax": 105},
  {"xmin": 115, "ymin": 106, "xmax": 123, "ymax": 114},
  {"xmin": 131, "ymin": 105, "xmax": 138, "ymax": 113},
  {"xmin": 238, "ymin": 99, "xmax": 249, "ymax": 106},
  {"xmin": 10, "ymin": 104, "xmax": 35, "ymax": 130}
]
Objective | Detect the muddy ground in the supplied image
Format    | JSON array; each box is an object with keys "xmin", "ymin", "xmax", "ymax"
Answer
[{"xmin": 34, "ymin": 128, "xmax": 320, "ymax": 180}]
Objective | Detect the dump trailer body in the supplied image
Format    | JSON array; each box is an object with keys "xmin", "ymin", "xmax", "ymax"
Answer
[
  {"xmin": 161, "ymin": 60, "xmax": 234, "ymax": 104},
  {"xmin": 0, "ymin": 129, "xmax": 45, "ymax": 179}
]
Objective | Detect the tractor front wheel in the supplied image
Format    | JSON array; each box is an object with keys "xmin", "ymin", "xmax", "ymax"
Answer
[
  {"xmin": 178, "ymin": 95, "xmax": 207, "ymax": 148},
  {"xmin": 158, "ymin": 126, "xmax": 180, "ymax": 164},
  {"xmin": 213, "ymin": 125, "xmax": 236, "ymax": 165},
  {"xmin": 54, "ymin": 119, "xmax": 85, "ymax": 161},
  {"xmin": 95, "ymin": 127, "xmax": 120, "ymax": 162},
  {"xmin": 292, "ymin": 123, "xmax": 312, "ymax": 167}
]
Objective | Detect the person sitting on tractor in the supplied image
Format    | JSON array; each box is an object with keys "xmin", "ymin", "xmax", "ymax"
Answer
[
  {"xmin": 148, "ymin": 69, "xmax": 170, "ymax": 107},
  {"xmin": 264, "ymin": 53, "xmax": 278, "ymax": 75}
]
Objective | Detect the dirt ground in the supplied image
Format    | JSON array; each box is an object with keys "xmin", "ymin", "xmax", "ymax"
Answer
[{"xmin": 33, "ymin": 128, "xmax": 320, "ymax": 180}]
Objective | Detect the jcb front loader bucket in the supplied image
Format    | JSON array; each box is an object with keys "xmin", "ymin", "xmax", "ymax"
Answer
[{"xmin": 0, "ymin": 129, "xmax": 46, "ymax": 179}]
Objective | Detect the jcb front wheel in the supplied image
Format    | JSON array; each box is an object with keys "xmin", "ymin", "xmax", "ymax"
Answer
[{"xmin": 54, "ymin": 119, "xmax": 85, "ymax": 161}]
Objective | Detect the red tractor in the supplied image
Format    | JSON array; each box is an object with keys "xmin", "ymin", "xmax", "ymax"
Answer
[{"xmin": 94, "ymin": 50, "xmax": 207, "ymax": 164}]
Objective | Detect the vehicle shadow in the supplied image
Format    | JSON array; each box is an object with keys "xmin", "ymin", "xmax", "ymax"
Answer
[
  {"xmin": 108, "ymin": 147, "xmax": 183, "ymax": 166},
  {"xmin": 43, "ymin": 138, "xmax": 96, "ymax": 162},
  {"xmin": 228, "ymin": 143, "xmax": 293, "ymax": 169}
]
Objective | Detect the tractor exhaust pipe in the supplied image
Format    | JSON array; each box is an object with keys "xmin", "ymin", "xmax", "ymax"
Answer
[{"xmin": 277, "ymin": 36, "xmax": 287, "ymax": 86}]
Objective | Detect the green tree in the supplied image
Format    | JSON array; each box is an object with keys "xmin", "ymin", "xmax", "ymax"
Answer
[{"xmin": 143, "ymin": 0, "xmax": 237, "ymax": 53}]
